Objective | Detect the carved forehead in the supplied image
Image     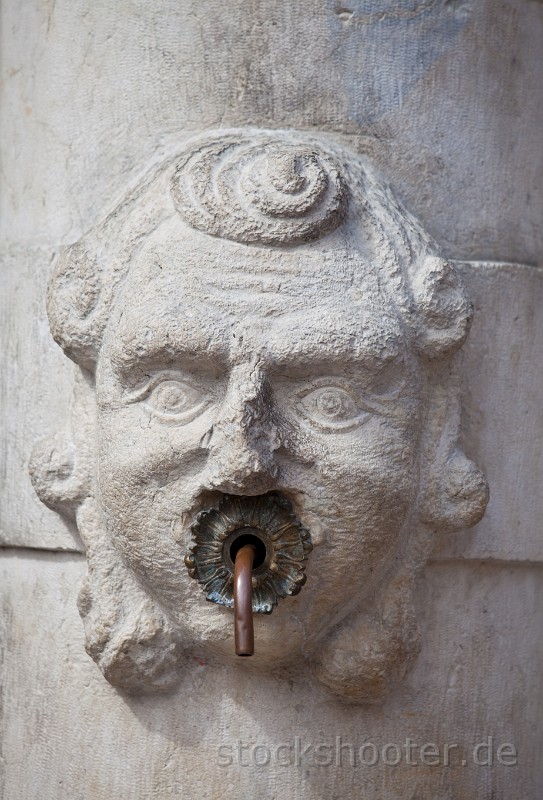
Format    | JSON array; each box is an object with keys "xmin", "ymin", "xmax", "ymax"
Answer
[
  {"xmin": 126, "ymin": 215, "xmax": 374, "ymax": 282},
  {"xmin": 101, "ymin": 218, "xmax": 405, "ymax": 371},
  {"xmin": 114, "ymin": 216, "xmax": 387, "ymax": 303}
]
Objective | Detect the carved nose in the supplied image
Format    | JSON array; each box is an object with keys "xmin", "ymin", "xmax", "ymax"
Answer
[
  {"xmin": 208, "ymin": 447, "xmax": 278, "ymax": 495},
  {"xmin": 206, "ymin": 363, "xmax": 279, "ymax": 495}
]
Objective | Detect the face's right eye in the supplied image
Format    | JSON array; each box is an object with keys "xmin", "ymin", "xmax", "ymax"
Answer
[
  {"xmin": 127, "ymin": 374, "xmax": 213, "ymax": 424},
  {"xmin": 145, "ymin": 379, "xmax": 211, "ymax": 422}
]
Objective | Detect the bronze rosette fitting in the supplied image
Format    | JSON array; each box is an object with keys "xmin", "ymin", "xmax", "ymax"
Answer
[{"xmin": 184, "ymin": 492, "xmax": 312, "ymax": 653}]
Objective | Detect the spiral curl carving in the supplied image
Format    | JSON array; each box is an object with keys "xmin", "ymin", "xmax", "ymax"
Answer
[{"xmin": 171, "ymin": 134, "xmax": 346, "ymax": 245}]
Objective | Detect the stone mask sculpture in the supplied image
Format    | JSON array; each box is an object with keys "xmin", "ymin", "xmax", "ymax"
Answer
[{"xmin": 29, "ymin": 129, "xmax": 488, "ymax": 702}]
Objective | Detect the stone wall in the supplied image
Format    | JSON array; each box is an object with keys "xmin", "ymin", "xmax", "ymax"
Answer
[{"xmin": 1, "ymin": 2, "xmax": 542, "ymax": 798}]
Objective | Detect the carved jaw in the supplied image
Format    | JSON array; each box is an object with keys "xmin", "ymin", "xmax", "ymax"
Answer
[{"xmin": 185, "ymin": 492, "xmax": 313, "ymax": 614}]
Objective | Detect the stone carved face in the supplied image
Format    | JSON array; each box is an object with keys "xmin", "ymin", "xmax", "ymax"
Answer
[
  {"xmin": 97, "ymin": 221, "xmax": 421, "ymax": 661},
  {"xmin": 30, "ymin": 130, "xmax": 488, "ymax": 700}
]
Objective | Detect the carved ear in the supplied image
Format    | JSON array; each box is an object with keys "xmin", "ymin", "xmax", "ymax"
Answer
[
  {"xmin": 28, "ymin": 430, "xmax": 90, "ymax": 519},
  {"xmin": 417, "ymin": 365, "xmax": 489, "ymax": 532},
  {"xmin": 47, "ymin": 240, "xmax": 105, "ymax": 370},
  {"xmin": 314, "ymin": 573, "xmax": 421, "ymax": 704},
  {"xmin": 420, "ymin": 448, "xmax": 489, "ymax": 533},
  {"xmin": 28, "ymin": 369, "xmax": 95, "ymax": 519},
  {"xmin": 411, "ymin": 256, "xmax": 473, "ymax": 359}
]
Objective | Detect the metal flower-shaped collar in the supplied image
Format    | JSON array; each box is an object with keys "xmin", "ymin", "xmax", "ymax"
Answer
[{"xmin": 185, "ymin": 493, "xmax": 312, "ymax": 613}]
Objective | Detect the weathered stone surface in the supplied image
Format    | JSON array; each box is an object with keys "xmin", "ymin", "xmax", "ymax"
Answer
[
  {"xmin": 434, "ymin": 262, "xmax": 543, "ymax": 564},
  {"xmin": 0, "ymin": 246, "xmax": 80, "ymax": 551}
]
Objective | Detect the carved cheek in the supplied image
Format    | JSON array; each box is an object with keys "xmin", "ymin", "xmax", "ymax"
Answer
[
  {"xmin": 95, "ymin": 403, "xmax": 212, "ymax": 555},
  {"xmin": 300, "ymin": 427, "xmax": 418, "ymax": 622},
  {"xmin": 97, "ymin": 398, "xmax": 208, "ymax": 470},
  {"xmin": 327, "ymin": 417, "xmax": 418, "ymax": 491},
  {"xmin": 302, "ymin": 415, "xmax": 420, "ymax": 543},
  {"xmin": 94, "ymin": 406, "xmax": 211, "ymax": 607}
]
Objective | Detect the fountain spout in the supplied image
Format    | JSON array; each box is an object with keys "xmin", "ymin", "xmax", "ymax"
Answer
[{"xmin": 234, "ymin": 544, "xmax": 256, "ymax": 656}]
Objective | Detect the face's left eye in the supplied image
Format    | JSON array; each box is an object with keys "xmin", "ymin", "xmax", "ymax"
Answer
[
  {"xmin": 296, "ymin": 386, "xmax": 368, "ymax": 431},
  {"xmin": 143, "ymin": 379, "xmax": 211, "ymax": 423}
]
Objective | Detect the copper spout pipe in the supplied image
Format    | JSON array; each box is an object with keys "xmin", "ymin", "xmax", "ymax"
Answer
[{"xmin": 234, "ymin": 544, "xmax": 256, "ymax": 656}]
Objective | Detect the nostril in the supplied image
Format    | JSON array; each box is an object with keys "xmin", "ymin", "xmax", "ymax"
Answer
[
  {"xmin": 206, "ymin": 432, "xmax": 280, "ymax": 495},
  {"xmin": 207, "ymin": 466, "xmax": 278, "ymax": 496}
]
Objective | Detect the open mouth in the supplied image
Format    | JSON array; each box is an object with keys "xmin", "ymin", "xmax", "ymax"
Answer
[{"xmin": 185, "ymin": 492, "xmax": 312, "ymax": 613}]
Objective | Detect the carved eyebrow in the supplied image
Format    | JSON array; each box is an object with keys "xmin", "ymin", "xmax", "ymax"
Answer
[
  {"xmin": 109, "ymin": 336, "xmax": 400, "ymax": 388},
  {"xmin": 109, "ymin": 329, "xmax": 230, "ymax": 379},
  {"xmin": 107, "ymin": 312, "xmax": 403, "ymax": 376},
  {"xmin": 260, "ymin": 316, "xmax": 404, "ymax": 369},
  {"xmin": 264, "ymin": 340, "xmax": 403, "ymax": 379}
]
